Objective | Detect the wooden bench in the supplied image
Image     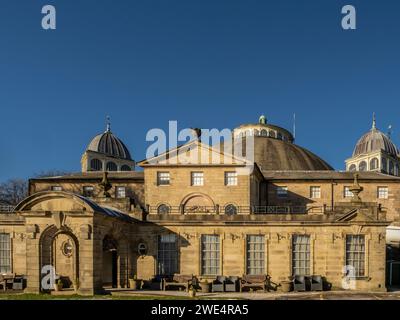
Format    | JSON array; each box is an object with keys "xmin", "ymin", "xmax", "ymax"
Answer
[
  {"xmin": 240, "ymin": 275, "xmax": 270, "ymax": 292},
  {"xmin": 163, "ymin": 274, "xmax": 194, "ymax": 292}
]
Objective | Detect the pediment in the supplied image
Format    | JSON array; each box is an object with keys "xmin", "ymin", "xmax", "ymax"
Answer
[
  {"xmin": 15, "ymin": 191, "xmax": 93, "ymax": 213},
  {"xmin": 139, "ymin": 140, "xmax": 249, "ymax": 167}
]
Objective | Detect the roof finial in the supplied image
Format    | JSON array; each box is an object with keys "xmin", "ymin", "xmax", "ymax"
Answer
[
  {"xmin": 372, "ymin": 112, "xmax": 376, "ymax": 130},
  {"xmin": 259, "ymin": 115, "xmax": 267, "ymax": 125},
  {"xmin": 106, "ymin": 116, "xmax": 111, "ymax": 132},
  {"xmin": 388, "ymin": 125, "xmax": 393, "ymax": 140}
]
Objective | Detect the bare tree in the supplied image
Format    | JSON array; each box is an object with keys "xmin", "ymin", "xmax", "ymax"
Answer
[
  {"xmin": 0, "ymin": 179, "xmax": 28, "ymax": 205},
  {"xmin": 0, "ymin": 170, "xmax": 73, "ymax": 206}
]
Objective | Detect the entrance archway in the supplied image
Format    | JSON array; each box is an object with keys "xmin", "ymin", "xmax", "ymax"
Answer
[
  {"xmin": 102, "ymin": 235, "xmax": 119, "ymax": 288},
  {"xmin": 39, "ymin": 225, "xmax": 79, "ymax": 291}
]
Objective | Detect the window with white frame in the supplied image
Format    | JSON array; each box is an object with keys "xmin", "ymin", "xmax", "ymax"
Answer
[
  {"xmin": 292, "ymin": 235, "xmax": 311, "ymax": 276},
  {"xmin": 225, "ymin": 172, "xmax": 238, "ymax": 186},
  {"xmin": 0, "ymin": 233, "xmax": 11, "ymax": 274},
  {"xmin": 116, "ymin": 186, "xmax": 126, "ymax": 198},
  {"xmin": 246, "ymin": 235, "xmax": 265, "ymax": 275},
  {"xmin": 377, "ymin": 187, "xmax": 389, "ymax": 199},
  {"xmin": 310, "ymin": 186, "xmax": 321, "ymax": 199},
  {"xmin": 157, "ymin": 234, "xmax": 178, "ymax": 276},
  {"xmin": 277, "ymin": 186, "xmax": 288, "ymax": 198},
  {"xmin": 346, "ymin": 235, "xmax": 365, "ymax": 277},
  {"xmin": 201, "ymin": 235, "xmax": 220, "ymax": 276},
  {"xmin": 157, "ymin": 172, "xmax": 170, "ymax": 186},
  {"xmin": 344, "ymin": 186, "xmax": 353, "ymax": 198},
  {"xmin": 191, "ymin": 172, "xmax": 204, "ymax": 186}
]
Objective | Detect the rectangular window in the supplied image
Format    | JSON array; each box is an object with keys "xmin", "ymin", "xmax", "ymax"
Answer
[
  {"xmin": 83, "ymin": 186, "xmax": 94, "ymax": 197},
  {"xmin": 292, "ymin": 235, "xmax": 311, "ymax": 276},
  {"xmin": 201, "ymin": 235, "xmax": 220, "ymax": 276},
  {"xmin": 157, "ymin": 172, "xmax": 170, "ymax": 186},
  {"xmin": 115, "ymin": 186, "xmax": 126, "ymax": 199},
  {"xmin": 310, "ymin": 186, "xmax": 321, "ymax": 199},
  {"xmin": 277, "ymin": 186, "xmax": 288, "ymax": 198},
  {"xmin": 51, "ymin": 186, "xmax": 62, "ymax": 191},
  {"xmin": 191, "ymin": 172, "xmax": 204, "ymax": 186},
  {"xmin": 377, "ymin": 187, "xmax": 389, "ymax": 199},
  {"xmin": 0, "ymin": 233, "xmax": 11, "ymax": 274},
  {"xmin": 157, "ymin": 234, "xmax": 178, "ymax": 276},
  {"xmin": 346, "ymin": 235, "xmax": 365, "ymax": 278},
  {"xmin": 246, "ymin": 235, "xmax": 265, "ymax": 275},
  {"xmin": 225, "ymin": 172, "xmax": 238, "ymax": 186},
  {"xmin": 344, "ymin": 186, "xmax": 353, "ymax": 198}
]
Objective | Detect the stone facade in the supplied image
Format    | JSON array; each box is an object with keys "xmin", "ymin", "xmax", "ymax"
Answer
[{"xmin": 0, "ymin": 118, "xmax": 398, "ymax": 294}]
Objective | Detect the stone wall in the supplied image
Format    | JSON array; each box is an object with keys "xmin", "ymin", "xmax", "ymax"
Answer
[{"xmin": 134, "ymin": 222, "xmax": 387, "ymax": 292}]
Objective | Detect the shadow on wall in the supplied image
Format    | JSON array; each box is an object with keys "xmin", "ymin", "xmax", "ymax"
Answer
[
  {"xmin": 268, "ymin": 184, "xmax": 315, "ymax": 207},
  {"xmin": 130, "ymin": 223, "xmax": 191, "ymax": 287}
]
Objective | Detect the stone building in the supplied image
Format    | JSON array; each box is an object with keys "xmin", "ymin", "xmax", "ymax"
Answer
[{"xmin": 0, "ymin": 115, "xmax": 399, "ymax": 294}]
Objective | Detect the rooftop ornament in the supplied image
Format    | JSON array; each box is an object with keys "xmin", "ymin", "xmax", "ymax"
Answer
[
  {"xmin": 99, "ymin": 171, "xmax": 112, "ymax": 198},
  {"xmin": 349, "ymin": 173, "xmax": 364, "ymax": 203},
  {"xmin": 259, "ymin": 115, "xmax": 267, "ymax": 125}
]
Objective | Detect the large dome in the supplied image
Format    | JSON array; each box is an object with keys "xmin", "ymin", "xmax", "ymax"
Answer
[
  {"xmin": 253, "ymin": 137, "xmax": 333, "ymax": 171},
  {"xmin": 234, "ymin": 116, "xmax": 333, "ymax": 171},
  {"xmin": 87, "ymin": 125, "xmax": 132, "ymax": 160},
  {"xmin": 353, "ymin": 121, "xmax": 398, "ymax": 158}
]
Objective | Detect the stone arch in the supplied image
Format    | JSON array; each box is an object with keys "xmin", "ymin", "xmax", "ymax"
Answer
[
  {"xmin": 39, "ymin": 225, "xmax": 79, "ymax": 291},
  {"xmin": 102, "ymin": 233, "xmax": 130, "ymax": 289},
  {"xmin": 180, "ymin": 193, "xmax": 215, "ymax": 214}
]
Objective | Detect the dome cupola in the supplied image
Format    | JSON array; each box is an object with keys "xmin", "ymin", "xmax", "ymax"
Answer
[
  {"xmin": 81, "ymin": 117, "xmax": 135, "ymax": 173},
  {"xmin": 353, "ymin": 116, "xmax": 398, "ymax": 158},
  {"xmin": 234, "ymin": 115, "xmax": 333, "ymax": 171},
  {"xmin": 87, "ymin": 124, "xmax": 132, "ymax": 161},
  {"xmin": 346, "ymin": 114, "xmax": 400, "ymax": 176}
]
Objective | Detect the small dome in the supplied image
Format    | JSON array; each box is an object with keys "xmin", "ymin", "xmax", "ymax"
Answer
[
  {"xmin": 87, "ymin": 125, "xmax": 132, "ymax": 160},
  {"xmin": 353, "ymin": 118, "xmax": 398, "ymax": 158}
]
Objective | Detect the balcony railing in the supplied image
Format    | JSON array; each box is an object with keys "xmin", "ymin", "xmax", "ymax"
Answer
[
  {"xmin": 148, "ymin": 205, "xmax": 314, "ymax": 215},
  {"xmin": 0, "ymin": 205, "xmax": 15, "ymax": 213}
]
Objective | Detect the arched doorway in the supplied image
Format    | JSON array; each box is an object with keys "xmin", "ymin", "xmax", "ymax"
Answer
[
  {"xmin": 102, "ymin": 235, "xmax": 118, "ymax": 288},
  {"xmin": 39, "ymin": 226, "xmax": 79, "ymax": 291}
]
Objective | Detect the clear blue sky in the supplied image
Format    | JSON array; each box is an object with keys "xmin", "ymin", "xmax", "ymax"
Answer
[{"xmin": 1, "ymin": 0, "xmax": 400, "ymax": 181}]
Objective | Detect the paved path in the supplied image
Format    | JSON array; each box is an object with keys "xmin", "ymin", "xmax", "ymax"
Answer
[{"xmin": 109, "ymin": 289, "xmax": 400, "ymax": 300}]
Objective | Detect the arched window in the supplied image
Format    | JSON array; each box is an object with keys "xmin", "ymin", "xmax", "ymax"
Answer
[
  {"xmin": 121, "ymin": 165, "xmax": 131, "ymax": 171},
  {"xmin": 382, "ymin": 158, "xmax": 388, "ymax": 172},
  {"xmin": 396, "ymin": 164, "xmax": 399, "ymax": 176},
  {"xmin": 225, "ymin": 204, "xmax": 238, "ymax": 216},
  {"xmin": 269, "ymin": 131, "xmax": 276, "ymax": 138},
  {"xmin": 157, "ymin": 204, "xmax": 170, "ymax": 214},
  {"xmin": 389, "ymin": 161, "xmax": 395, "ymax": 175},
  {"xmin": 370, "ymin": 158, "xmax": 379, "ymax": 170},
  {"xmin": 261, "ymin": 130, "xmax": 268, "ymax": 137},
  {"xmin": 349, "ymin": 164, "xmax": 357, "ymax": 172},
  {"xmin": 253, "ymin": 129, "xmax": 260, "ymax": 136},
  {"xmin": 359, "ymin": 161, "xmax": 367, "ymax": 171},
  {"xmin": 90, "ymin": 159, "xmax": 102, "ymax": 171},
  {"xmin": 277, "ymin": 132, "xmax": 283, "ymax": 140},
  {"xmin": 106, "ymin": 162, "xmax": 117, "ymax": 171}
]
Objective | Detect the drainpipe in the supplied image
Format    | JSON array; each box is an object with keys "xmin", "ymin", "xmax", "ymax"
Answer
[{"xmin": 331, "ymin": 181, "xmax": 337, "ymax": 210}]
